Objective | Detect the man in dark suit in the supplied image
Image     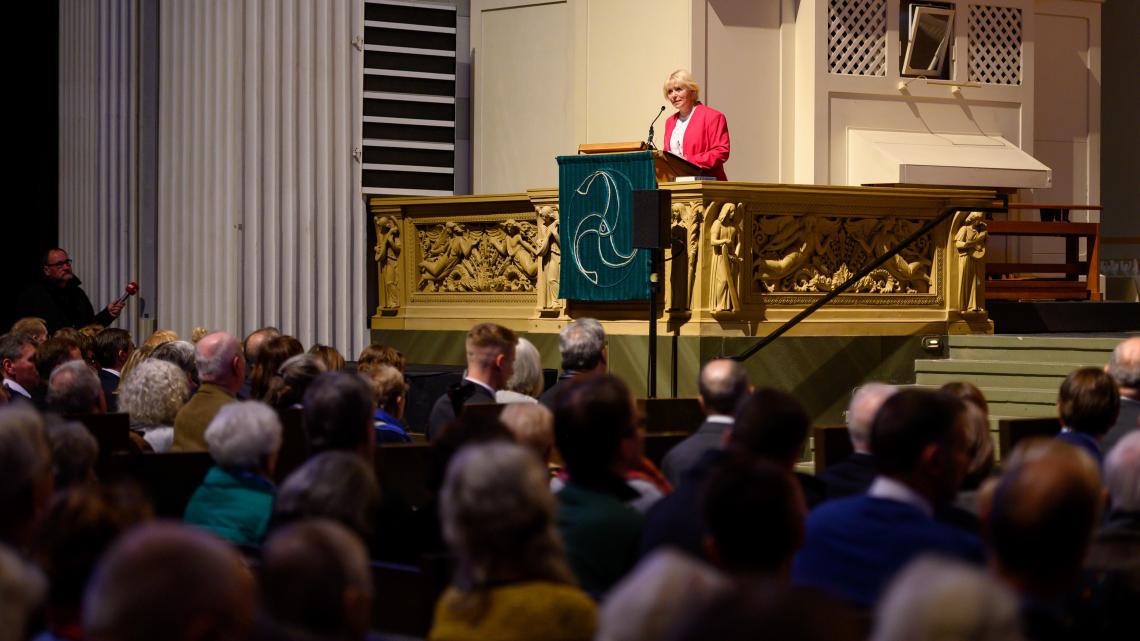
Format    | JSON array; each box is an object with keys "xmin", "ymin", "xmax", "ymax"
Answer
[
  {"xmin": 1103, "ymin": 336, "xmax": 1140, "ymax": 453},
  {"xmin": 793, "ymin": 389, "xmax": 984, "ymax": 608},
  {"xmin": 817, "ymin": 383, "xmax": 897, "ymax": 499},
  {"xmin": 538, "ymin": 318, "xmax": 607, "ymax": 409},
  {"xmin": 14, "ymin": 248, "xmax": 125, "ymax": 334},
  {"xmin": 426, "ymin": 323, "xmax": 516, "ymax": 440},
  {"xmin": 0, "ymin": 333, "xmax": 41, "ymax": 405},
  {"xmin": 93, "ymin": 328, "xmax": 134, "ymax": 412},
  {"xmin": 661, "ymin": 358, "xmax": 750, "ymax": 488}
]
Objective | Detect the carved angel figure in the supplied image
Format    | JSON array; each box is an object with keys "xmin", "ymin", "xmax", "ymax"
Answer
[
  {"xmin": 954, "ymin": 211, "xmax": 988, "ymax": 312},
  {"xmin": 419, "ymin": 222, "xmax": 477, "ymax": 290},
  {"xmin": 535, "ymin": 206, "xmax": 561, "ymax": 311},
  {"xmin": 709, "ymin": 202, "xmax": 742, "ymax": 313},
  {"xmin": 851, "ymin": 217, "xmax": 931, "ymax": 293},
  {"xmin": 374, "ymin": 216, "xmax": 401, "ymax": 308},
  {"xmin": 753, "ymin": 215, "xmax": 837, "ymax": 292},
  {"xmin": 490, "ymin": 219, "xmax": 539, "ymax": 280}
]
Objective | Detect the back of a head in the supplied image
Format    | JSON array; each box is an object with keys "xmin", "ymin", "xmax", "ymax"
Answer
[
  {"xmin": 940, "ymin": 381, "xmax": 990, "ymax": 414},
  {"xmin": 83, "ymin": 523, "xmax": 253, "ymax": 641},
  {"xmin": 553, "ymin": 374, "xmax": 634, "ymax": 480},
  {"xmin": 265, "ymin": 354, "xmax": 326, "ymax": 409},
  {"xmin": 703, "ymin": 457, "xmax": 804, "ymax": 576},
  {"xmin": 597, "ymin": 549, "xmax": 728, "ymax": 641},
  {"xmin": 204, "ymin": 401, "xmax": 283, "ymax": 471},
  {"xmin": 0, "ymin": 406, "xmax": 51, "ymax": 547},
  {"xmin": 870, "ymin": 389, "xmax": 964, "ymax": 478},
  {"xmin": 35, "ymin": 336, "xmax": 81, "ymax": 381},
  {"xmin": 988, "ymin": 445, "xmax": 1102, "ymax": 594},
  {"xmin": 1058, "ymin": 367, "xmax": 1120, "ymax": 436},
  {"xmin": 960, "ymin": 401, "xmax": 995, "ymax": 489},
  {"xmin": 302, "ymin": 371, "xmax": 375, "ymax": 454},
  {"xmin": 274, "ymin": 451, "xmax": 380, "ymax": 540},
  {"xmin": 93, "ymin": 329, "xmax": 132, "ymax": 369},
  {"xmin": 44, "ymin": 415, "xmax": 98, "ymax": 490},
  {"xmin": 846, "ymin": 383, "xmax": 897, "ymax": 451},
  {"xmin": 872, "ymin": 556, "xmax": 1024, "ymax": 641},
  {"xmin": 504, "ymin": 336, "xmax": 544, "ymax": 398},
  {"xmin": 665, "ymin": 581, "xmax": 862, "ymax": 641},
  {"xmin": 1107, "ymin": 337, "xmax": 1140, "ymax": 390},
  {"xmin": 308, "ymin": 344, "xmax": 346, "ymax": 371},
  {"xmin": 1105, "ymin": 431, "xmax": 1140, "ymax": 512},
  {"xmin": 356, "ymin": 343, "xmax": 405, "ymax": 373},
  {"xmin": 47, "ymin": 360, "xmax": 104, "ymax": 415},
  {"xmin": 195, "ymin": 332, "xmax": 242, "ymax": 386},
  {"xmin": 0, "ymin": 544, "xmax": 46, "ymax": 641},
  {"xmin": 441, "ymin": 441, "xmax": 571, "ymax": 588},
  {"xmin": 242, "ymin": 326, "xmax": 281, "ymax": 365},
  {"xmin": 499, "ymin": 402, "xmax": 555, "ymax": 460},
  {"xmin": 558, "ymin": 318, "xmax": 605, "ymax": 372},
  {"xmin": 251, "ymin": 335, "xmax": 304, "ymax": 400},
  {"xmin": 260, "ymin": 519, "xmax": 372, "ymax": 639},
  {"xmin": 118, "ymin": 359, "xmax": 189, "ymax": 426},
  {"xmin": 428, "ymin": 413, "xmax": 514, "ymax": 493},
  {"xmin": 730, "ymin": 388, "xmax": 811, "ymax": 467},
  {"xmin": 465, "ymin": 322, "xmax": 517, "ymax": 370},
  {"xmin": 150, "ymin": 340, "xmax": 199, "ymax": 387},
  {"xmin": 698, "ymin": 359, "xmax": 750, "ymax": 415},
  {"xmin": 360, "ymin": 363, "xmax": 405, "ymax": 413}
]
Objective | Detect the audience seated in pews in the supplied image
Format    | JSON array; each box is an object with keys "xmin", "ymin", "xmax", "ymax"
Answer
[
  {"xmin": 171, "ymin": 332, "xmax": 244, "ymax": 452},
  {"xmin": 596, "ymin": 548, "xmax": 727, "ymax": 641},
  {"xmin": 1056, "ymin": 367, "xmax": 1120, "ymax": 466},
  {"xmin": 117, "ymin": 359, "xmax": 189, "ymax": 453},
  {"xmin": 818, "ymin": 383, "xmax": 896, "ymax": 499},
  {"xmin": 871, "ymin": 556, "xmax": 1024, "ymax": 641},
  {"xmin": 183, "ymin": 401, "xmax": 282, "ymax": 546},
  {"xmin": 427, "ymin": 323, "xmax": 516, "ymax": 440},
  {"xmin": 256, "ymin": 519, "xmax": 380, "ymax": 641},
  {"xmin": 986, "ymin": 439, "xmax": 1102, "ymax": 641},
  {"xmin": 250, "ymin": 335, "xmax": 303, "ymax": 402},
  {"xmin": 660, "ymin": 358, "xmax": 750, "ymax": 489},
  {"xmin": 642, "ymin": 387, "xmax": 816, "ymax": 561},
  {"xmin": 0, "ymin": 406, "xmax": 53, "ymax": 553},
  {"xmin": 539, "ymin": 318, "xmax": 607, "ymax": 409},
  {"xmin": 428, "ymin": 441, "xmax": 596, "ymax": 641},
  {"xmin": 32, "ymin": 484, "xmax": 153, "ymax": 641},
  {"xmin": 552, "ymin": 374, "xmax": 645, "ymax": 596},
  {"xmin": 43, "ymin": 415, "xmax": 99, "ymax": 490},
  {"xmin": 263, "ymin": 354, "xmax": 326, "ymax": 411},
  {"xmin": 273, "ymin": 451, "xmax": 382, "ymax": 545},
  {"xmin": 1103, "ymin": 336, "xmax": 1140, "ymax": 451},
  {"xmin": 495, "ymin": 336, "xmax": 544, "ymax": 404},
  {"xmin": 308, "ymin": 343, "xmax": 346, "ymax": 371},
  {"xmin": 82, "ymin": 523, "xmax": 256, "ymax": 641},
  {"xmin": 46, "ymin": 360, "xmax": 106, "ymax": 416},
  {"xmin": 92, "ymin": 328, "xmax": 133, "ymax": 413},
  {"xmin": 361, "ymin": 364, "xmax": 412, "ymax": 444},
  {"xmin": 303, "ymin": 371, "xmax": 376, "ymax": 458},
  {"xmin": 1, "ymin": 333, "xmax": 42, "ymax": 405},
  {"xmin": 793, "ymin": 389, "xmax": 985, "ymax": 608}
]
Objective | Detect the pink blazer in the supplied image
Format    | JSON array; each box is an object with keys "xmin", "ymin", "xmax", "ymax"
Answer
[{"xmin": 662, "ymin": 103, "xmax": 730, "ymax": 181}]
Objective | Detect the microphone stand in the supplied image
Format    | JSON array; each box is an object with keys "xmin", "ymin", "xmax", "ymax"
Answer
[{"xmin": 646, "ymin": 105, "xmax": 665, "ymax": 150}]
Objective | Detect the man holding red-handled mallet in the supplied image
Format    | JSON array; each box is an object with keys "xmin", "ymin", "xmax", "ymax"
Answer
[{"xmin": 14, "ymin": 248, "xmax": 138, "ymax": 334}]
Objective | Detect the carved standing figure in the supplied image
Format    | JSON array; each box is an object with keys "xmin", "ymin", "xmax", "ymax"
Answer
[
  {"xmin": 954, "ymin": 211, "xmax": 988, "ymax": 312},
  {"xmin": 709, "ymin": 202, "xmax": 742, "ymax": 313},
  {"xmin": 491, "ymin": 219, "xmax": 539, "ymax": 280},
  {"xmin": 535, "ymin": 206, "xmax": 561, "ymax": 311},
  {"xmin": 375, "ymin": 216, "xmax": 402, "ymax": 308}
]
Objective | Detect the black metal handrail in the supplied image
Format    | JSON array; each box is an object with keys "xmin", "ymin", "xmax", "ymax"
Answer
[{"xmin": 730, "ymin": 199, "xmax": 1008, "ymax": 362}]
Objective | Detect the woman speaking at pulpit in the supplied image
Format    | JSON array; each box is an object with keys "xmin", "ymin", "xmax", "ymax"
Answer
[{"xmin": 662, "ymin": 69, "xmax": 731, "ymax": 181}]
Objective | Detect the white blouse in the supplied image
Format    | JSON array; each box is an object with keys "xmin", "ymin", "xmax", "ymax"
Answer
[{"xmin": 669, "ymin": 107, "xmax": 696, "ymax": 157}]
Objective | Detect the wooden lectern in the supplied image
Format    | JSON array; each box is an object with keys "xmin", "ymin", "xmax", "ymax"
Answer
[{"xmin": 577, "ymin": 141, "xmax": 706, "ymax": 183}]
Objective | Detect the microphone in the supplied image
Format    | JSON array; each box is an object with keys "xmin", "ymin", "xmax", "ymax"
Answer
[
  {"xmin": 647, "ymin": 105, "xmax": 666, "ymax": 150},
  {"xmin": 112, "ymin": 281, "xmax": 139, "ymax": 307}
]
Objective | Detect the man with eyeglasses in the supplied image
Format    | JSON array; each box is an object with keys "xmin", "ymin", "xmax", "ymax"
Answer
[{"xmin": 14, "ymin": 248, "xmax": 125, "ymax": 334}]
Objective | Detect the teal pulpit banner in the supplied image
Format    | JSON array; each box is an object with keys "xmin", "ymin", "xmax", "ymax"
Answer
[{"xmin": 556, "ymin": 152, "xmax": 655, "ymax": 301}]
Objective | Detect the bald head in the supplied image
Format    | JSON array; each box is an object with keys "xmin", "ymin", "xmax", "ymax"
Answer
[
  {"xmin": 698, "ymin": 359, "xmax": 750, "ymax": 415},
  {"xmin": 988, "ymin": 444, "xmax": 1102, "ymax": 597},
  {"xmin": 195, "ymin": 332, "xmax": 244, "ymax": 391},
  {"xmin": 83, "ymin": 523, "xmax": 254, "ymax": 641},
  {"xmin": 1107, "ymin": 337, "xmax": 1140, "ymax": 397}
]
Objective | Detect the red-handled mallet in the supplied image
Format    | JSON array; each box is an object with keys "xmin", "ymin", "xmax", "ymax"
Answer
[{"xmin": 113, "ymin": 281, "xmax": 139, "ymax": 307}]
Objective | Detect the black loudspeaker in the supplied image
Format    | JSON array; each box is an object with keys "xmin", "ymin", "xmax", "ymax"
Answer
[{"xmin": 632, "ymin": 189, "xmax": 670, "ymax": 249}]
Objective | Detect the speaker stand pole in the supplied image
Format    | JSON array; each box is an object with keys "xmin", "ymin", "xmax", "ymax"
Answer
[{"xmin": 647, "ymin": 249, "xmax": 658, "ymax": 398}]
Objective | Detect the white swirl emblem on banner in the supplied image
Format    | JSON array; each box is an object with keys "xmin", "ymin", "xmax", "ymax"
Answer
[{"xmin": 571, "ymin": 170, "xmax": 639, "ymax": 287}]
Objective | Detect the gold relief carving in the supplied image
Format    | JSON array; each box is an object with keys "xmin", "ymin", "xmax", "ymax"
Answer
[
  {"xmin": 751, "ymin": 214, "xmax": 934, "ymax": 295},
  {"xmin": 416, "ymin": 219, "xmax": 539, "ymax": 293},
  {"xmin": 374, "ymin": 215, "xmax": 402, "ymax": 309},
  {"xmin": 953, "ymin": 211, "xmax": 988, "ymax": 312},
  {"xmin": 535, "ymin": 205, "xmax": 561, "ymax": 312},
  {"xmin": 708, "ymin": 202, "xmax": 743, "ymax": 314},
  {"xmin": 666, "ymin": 201, "xmax": 703, "ymax": 313}
]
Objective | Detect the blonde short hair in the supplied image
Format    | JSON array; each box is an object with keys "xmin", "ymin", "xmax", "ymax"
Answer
[{"xmin": 662, "ymin": 69, "xmax": 700, "ymax": 102}]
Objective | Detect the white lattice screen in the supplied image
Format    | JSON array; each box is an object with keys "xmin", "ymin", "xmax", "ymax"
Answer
[
  {"xmin": 969, "ymin": 5, "xmax": 1023, "ymax": 85},
  {"xmin": 828, "ymin": 0, "xmax": 888, "ymax": 76}
]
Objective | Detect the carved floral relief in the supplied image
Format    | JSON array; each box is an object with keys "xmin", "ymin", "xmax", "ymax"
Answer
[
  {"xmin": 416, "ymin": 218, "xmax": 540, "ymax": 293},
  {"xmin": 751, "ymin": 214, "xmax": 934, "ymax": 295}
]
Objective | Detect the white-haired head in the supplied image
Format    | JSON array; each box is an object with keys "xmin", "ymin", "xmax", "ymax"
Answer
[
  {"xmin": 846, "ymin": 383, "xmax": 897, "ymax": 453},
  {"xmin": 204, "ymin": 401, "xmax": 282, "ymax": 471}
]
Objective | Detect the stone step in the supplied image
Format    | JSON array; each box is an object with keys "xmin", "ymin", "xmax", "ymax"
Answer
[
  {"xmin": 949, "ymin": 346, "xmax": 1112, "ymax": 365},
  {"xmin": 914, "ymin": 370, "xmax": 1066, "ymax": 390},
  {"xmin": 947, "ymin": 335, "xmax": 1123, "ymax": 351}
]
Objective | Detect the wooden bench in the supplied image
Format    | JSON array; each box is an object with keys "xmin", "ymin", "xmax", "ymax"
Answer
[
  {"xmin": 370, "ymin": 555, "xmax": 452, "ymax": 637},
  {"xmin": 811, "ymin": 424, "xmax": 854, "ymax": 472},
  {"xmin": 985, "ymin": 204, "xmax": 1102, "ymax": 301},
  {"xmin": 101, "ymin": 451, "xmax": 214, "ymax": 518},
  {"xmin": 997, "ymin": 416, "xmax": 1061, "ymax": 459}
]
